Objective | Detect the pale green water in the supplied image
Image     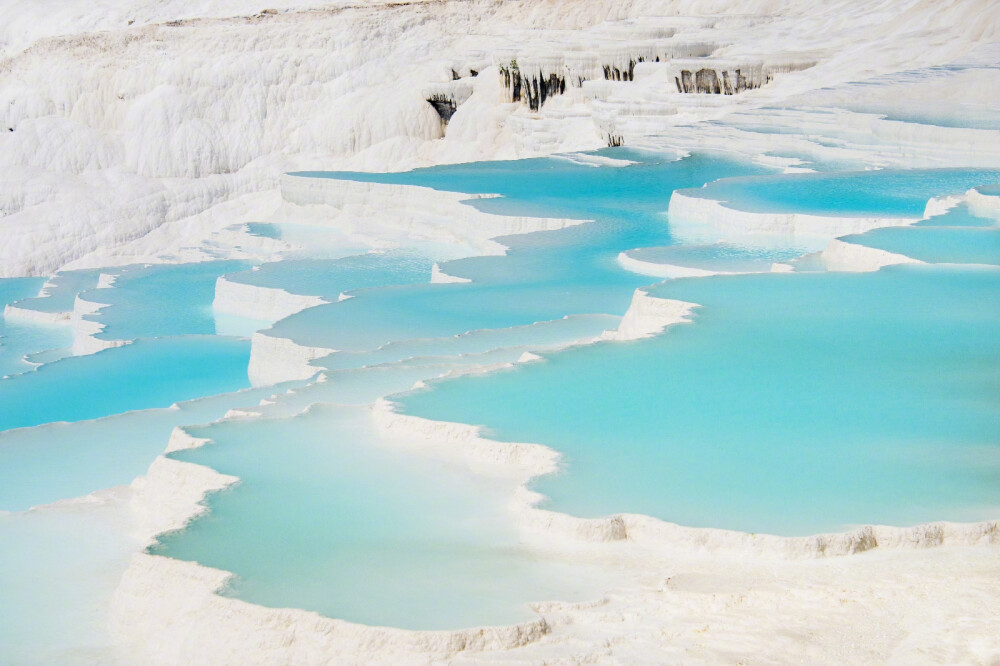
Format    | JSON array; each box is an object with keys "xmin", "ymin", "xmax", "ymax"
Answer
[
  {"xmin": 0, "ymin": 503, "xmax": 135, "ymax": 665},
  {"xmin": 154, "ymin": 405, "xmax": 603, "ymax": 630},
  {"xmin": 0, "ymin": 380, "xmax": 302, "ymax": 511}
]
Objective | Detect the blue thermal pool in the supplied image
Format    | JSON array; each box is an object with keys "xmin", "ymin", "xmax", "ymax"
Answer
[
  {"xmin": 679, "ymin": 168, "xmax": 1000, "ymax": 217},
  {"xmin": 621, "ymin": 243, "xmax": 805, "ymax": 273},
  {"xmin": 270, "ymin": 151, "xmax": 773, "ymax": 352},
  {"xmin": 225, "ymin": 251, "xmax": 433, "ymax": 300},
  {"xmin": 7, "ymin": 269, "xmax": 102, "ymax": 315},
  {"xmin": 0, "ymin": 277, "xmax": 71, "ymax": 378},
  {"xmin": 397, "ymin": 264, "xmax": 1000, "ymax": 535},
  {"xmin": 80, "ymin": 261, "xmax": 250, "ymax": 341},
  {"xmin": 152, "ymin": 405, "xmax": 603, "ymax": 630},
  {"xmin": 0, "ymin": 336, "xmax": 251, "ymax": 432},
  {"xmin": 4, "ymin": 149, "xmax": 998, "ymax": 639},
  {"xmin": 840, "ymin": 226, "xmax": 1000, "ymax": 265}
]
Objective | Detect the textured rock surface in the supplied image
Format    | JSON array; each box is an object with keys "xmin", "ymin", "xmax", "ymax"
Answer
[{"xmin": 3, "ymin": 0, "xmax": 1000, "ymax": 663}]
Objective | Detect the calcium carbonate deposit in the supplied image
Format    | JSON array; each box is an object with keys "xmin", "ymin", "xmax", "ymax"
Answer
[{"xmin": 1, "ymin": 0, "xmax": 998, "ymax": 664}]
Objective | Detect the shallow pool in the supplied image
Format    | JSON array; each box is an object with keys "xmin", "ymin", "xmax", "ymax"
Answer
[
  {"xmin": 81, "ymin": 261, "xmax": 250, "ymax": 341},
  {"xmin": 271, "ymin": 152, "xmax": 773, "ymax": 353},
  {"xmin": 681, "ymin": 168, "xmax": 1000, "ymax": 217},
  {"xmin": 0, "ymin": 336, "xmax": 251, "ymax": 432},
  {"xmin": 154, "ymin": 405, "xmax": 604, "ymax": 629},
  {"xmin": 398, "ymin": 265, "xmax": 1000, "ymax": 535},
  {"xmin": 0, "ymin": 276, "xmax": 71, "ymax": 378}
]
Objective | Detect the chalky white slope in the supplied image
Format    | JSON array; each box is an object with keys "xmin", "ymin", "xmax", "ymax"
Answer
[
  {"xmin": 2, "ymin": 0, "xmax": 999, "ymax": 664},
  {"xmin": 3, "ymin": 0, "xmax": 998, "ymax": 277}
]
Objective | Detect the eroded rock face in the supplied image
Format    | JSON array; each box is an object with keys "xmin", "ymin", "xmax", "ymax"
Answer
[
  {"xmin": 671, "ymin": 57, "xmax": 817, "ymax": 94},
  {"xmin": 680, "ymin": 69, "xmax": 694, "ymax": 92},
  {"xmin": 427, "ymin": 95, "xmax": 458, "ymax": 122},
  {"xmin": 499, "ymin": 64, "xmax": 567, "ymax": 111},
  {"xmin": 423, "ymin": 81, "xmax": 473, "ymax": 127},
  {"xmin": 603, "ymin": 55, "xmax": 662, "ymax": 81},
  {"xmin": 492, "ymin": 40, "xmax": 717, "ymax": 111},
  {"xmin": 675, "ymin": 67, "xmax": 767, "ymax": 94},
  {"xmin": 501, "ymin": 55, "xmax": 665, "ymax": 110},
  {"xmin": 696, "ymin": 68, "xmax": 721, "ymax": 93}
]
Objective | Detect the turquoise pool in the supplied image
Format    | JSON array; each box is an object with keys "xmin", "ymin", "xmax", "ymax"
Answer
[
  {"xmin": 680, "ymin": 168, "xmax": 1000, "ymax": 217},
  {"xmin": 398, "ymin": 264, "xmax": 1000, "ymax": 535},
  {"xmin": 5, "ymin": 148, "xmax": 998, "ymax": 640},
  {"xmin": 0, "ymin": 336, "xmax": 251, "ymax": 432},
  {"xmin": 153, "ymin": 405, "xmax": 604, "ymax": 630},
  {"xmin": 81, "ymin": 261, "xmax": 250, "ymax": 341}
]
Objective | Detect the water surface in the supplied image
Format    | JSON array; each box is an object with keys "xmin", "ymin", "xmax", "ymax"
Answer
[
  {"xmin": 154, "ymin": 406, "xmax": 602, "ymax": 629},
  {"xmin": 399, "ymin": 265, "xmax": 1000, "ymax": 535}
]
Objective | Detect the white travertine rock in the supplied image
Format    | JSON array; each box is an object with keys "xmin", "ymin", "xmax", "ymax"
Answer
[
  {"xmin": 668, "ymin": 190, "xmax": 918, "ymax": 244},
  {"xmin": 5, "ymin": 0, "xmax": 1000, "ymax": 662},
  {"xmin": 617, "ymin": 250, "xmax": 732, "ymax": 278},
  {"xmin": 372, "ymin": 398, "xmax": 559, "ymax": 483},
  {"xmin": 608, "ymin": 288, "xmax": 698, "ymax": 341},
  {"xmin": 110, "ymin": 553, "xmax": 550, "ymax": 666},
  {"xmin": 71, "ymin": 294, "xmax": 129, "ymax": 355},
  {"xmin": 3, "ymin": 0, "xmax": 996, "ymax": 278},
  {"xmin": 213, "ymin": 275, "xmax": 327, "ymax": 323},
  {"xmin": 967, "ymin": 186, "xmax": 1000, "ymax": 221},
  {"xmin": 821, "ymin": 238, "xmax": 924, "ymax": 272},
  {"xmin": 431, "ymin": 263, "xmax": 472, "ymax": 284},
  {"xmin": 247, "ymin": 331, "xmax": 330, "ymax": 387},
  {"xmin": 279, "ymin": 175, "xmax": 584, "ymax": 254},
  {"xmin": 2, "ymin": 302, "xmax": 70, "ymax": 324},
  {"xmin": 128, "ymin": 456, "xmax": 233, "ymax": 543}
]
